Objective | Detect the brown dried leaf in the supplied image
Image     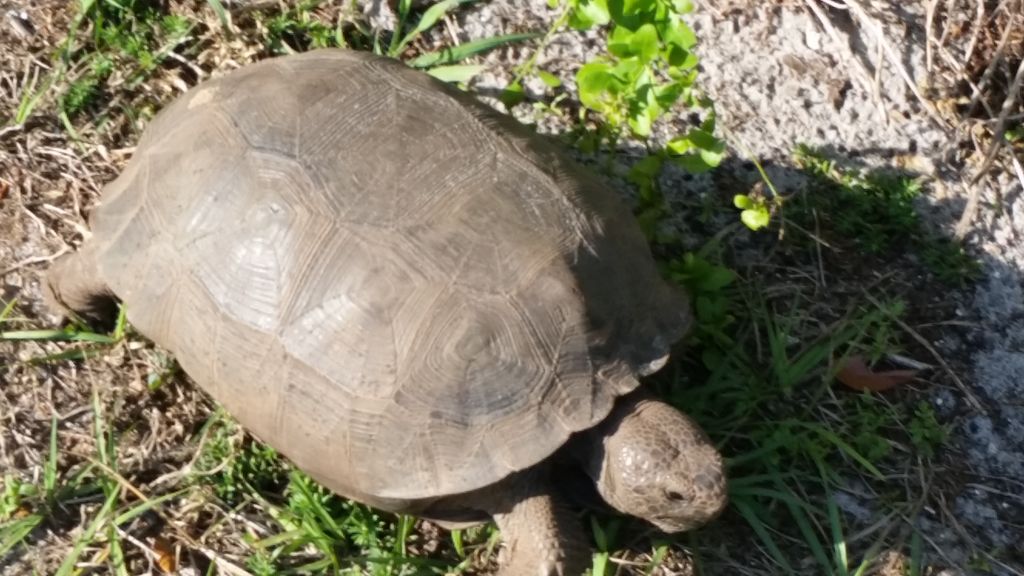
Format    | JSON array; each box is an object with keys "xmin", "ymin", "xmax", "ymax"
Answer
[
  {"xmin": 836, "ymin": 355, "xmax": 918, "ymax": 392},
  {"xmin": 153, "ymin": 536, "xmax": 176, "ymax": 574}
]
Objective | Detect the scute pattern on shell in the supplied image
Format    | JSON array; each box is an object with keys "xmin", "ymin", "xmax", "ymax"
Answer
[{"xmin": 88, "ymin": 49, "xmax": 690, "ymax": 504}]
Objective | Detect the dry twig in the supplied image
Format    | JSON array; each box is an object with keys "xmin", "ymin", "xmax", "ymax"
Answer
[
  {"xmin": 840, "ymin": 0, "xmax": 952, "ymax": 130},
  {"xmin": 956, "ymin": 52, "xmax": 1024, "ymax": 237}
]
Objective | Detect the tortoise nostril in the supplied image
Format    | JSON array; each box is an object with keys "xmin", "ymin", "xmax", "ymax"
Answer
[{"xmin": 665, "ymin": 490, "xmax": 687, "ymax": 502}]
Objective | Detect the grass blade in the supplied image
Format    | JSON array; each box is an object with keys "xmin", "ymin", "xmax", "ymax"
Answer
[
  {"xmin": 0, "ymin": 515, "xmax": 43, "ymax": 556},
  {"xmin": 0, "ymin": 329, "xmax": 117, "ymax": 344},
  {"xmin": 395, "ymin": 514, "xmax": 414, "ymax": 557},
  {"xmin": 107, "ymin": 522, "xmax": 129, "ymax": 576},
  {"xmin": 391, "ymin": 0, "xmax": 472, "ymax": 56},
  {"xmin": 388, "ymin": 0, "xmax": 413, "ymax": 56},
  {"xmin": 44, "ymin": 417, "xmax": 58, "ymax": 498},
  {"xmin": 408, "ymin": 32, "xmax": 540, "ymax": 68},
  {"xmin": 426, "ymin": 64, "xmax": 485, "ymax": 83},
  {"xmin": 806, "ymin": 425, "xmax": 885, "ymax": 480},
  {"xmin": 113, "ymin": 489, "xmax": 188, "ymax": 526},
  {"xmin": 450, "ymin": 529, "xmax": 464, "ymax": 557},
  {"xmin": 55, "ymin": 486, "xmax": 119, "ymax": 576},
  {"xmin": 908, "ymin": 526, "xmax": 922, "ymax": 576},
  {"xmin": 13, "ymin": 71, "xmax": 55, "ymax": 126},
  {"xmin": 112, "ymin": 305, "xmax": 128, "ymax": 341},
  {"xmin": 827, "ymin": 491, "xmax": 849, "ymax": 576},
  {"xmin": 27, "ymin": 346, "xmax": 104, "ymax": 365},
  {"xmin": 771, "ymin": 477, "xmax": 831, "ymax": 575},
  {"xmin": 205, "ymin": 0, "xmax": 232, "ymax": 35},
  {"xmin": 732, "ymin": 497, "xmax": 795, "ymax": 574},
  {"xmin": 590, "ymin": 551, "xmax": 609, "ymax": 576},
  {"xmin": 0, "ymin": 298, "xmax": 17, "ymax": 322}
]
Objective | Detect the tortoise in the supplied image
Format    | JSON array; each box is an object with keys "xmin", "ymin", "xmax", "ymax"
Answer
[{"xmin": 45, "ymin": 49, "xmax": 727, "ymax": 575}]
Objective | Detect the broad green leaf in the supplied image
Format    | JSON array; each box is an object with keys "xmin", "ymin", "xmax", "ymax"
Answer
[
  {"xmin": 628, "ymin": 113, "xmax": 651, "ymax": 136},
  {"xmin": 608, "ymin": 23, "xmax": 658, "ymax": 63},
  {"xmin": 627, "ymin": 97, "xmax": 658, "ymax": 137},
  {"xmin": 612, "ymin": 0, "xmax": 657, "ymax": 28},
  {"xmin": 609, "ymin": 56, "xmax": 645, "ymax": 84},
  {"xmin": 568, "ymin": 0, "xmax": 610, "ymax": 29},
  {"xmin": 576, "ymin": 61, "xmax": 621, "ymax": 112},
  {"xmin": 629, "ymin": 23, "xmax": 659, "ymax": 62},
  {"xmin": 654, "ymin": 78, "xmax": 687, "ymax": 109},
  {"xmin": 627, "ymin": 154, "xmax": 662, "ymax": 184},
  {"xmin": 626, "ymin": 78, "xmax": 659, "ymax": 137},
  {"xmin": 662, "ymin": 17, "xmax": 697, "ymax": 51},
  {"xmin": 607, "ymin": 25, "xmax": 631, "ymax": 58},
  {"xmin": 667, "ymin": 45, "xmax": 699, "ymax": 69},
  {"xmin": 668, "ymin": 128, "xmax": 725, "ymax": 171},
  {"xmin": 501, "ymin": 81, "xmax": 525, "ymax": 107},
  {"xmin": 672, "ymin": 150, "xmax": 722, "ymax": 172},
  {"xmin": 672, "ymin": 0, "xmax": 694, "ymax": 13},
  {"xmin": 733, "ymin": 194, "xmax": 754, "ymax": 209},
  {"xmin": 741, "ymin": 208, "xmax": 770, "ymax": 231}
]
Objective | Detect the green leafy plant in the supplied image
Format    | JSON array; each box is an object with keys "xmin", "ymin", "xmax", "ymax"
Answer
[
  {"xmin": 734, "ymin": 189, "xmax": 772, "ymax": 231},
  {"xmin": 1004, "ymin": 123, "xmax": 1022, "ymax": 142},
  {"xmin": 667, "ymin": 251, "xmax": 736, "ymax": 355},
  {"xmin": 908, "ymin": 401, "xmax": 946, "ymax": 458},
  {"xmin": 521, "ymin": 0, "xmax": 727, "ymax": 237},
  {"xmin": 731, "ymin": 142, "xmax": 784, "ymax": 231}
]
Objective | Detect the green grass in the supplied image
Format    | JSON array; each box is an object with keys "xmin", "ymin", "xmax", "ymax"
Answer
[
  {"xmin": 55, "ymin": 0, "xmax": 196, "ymax": 125},
  {"xmin": 188, "ymin": 411, "xmax": 489, "ymax": 575},
  {"xmin": 262, "ymin": 0, "xmax": 347, "ymax": 54},
  {"xmin": 790, "ymin": 144, "xmax": 979, "ymax": 285},
  {"xmin": 33, "ymin": 0, "xmax": 533, "ymax": 134}
]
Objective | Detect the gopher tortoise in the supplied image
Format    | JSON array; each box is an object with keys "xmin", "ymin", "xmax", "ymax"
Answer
[{"xmin": 46, "ymin": 49, "xmax": 727, "ymax": 574}]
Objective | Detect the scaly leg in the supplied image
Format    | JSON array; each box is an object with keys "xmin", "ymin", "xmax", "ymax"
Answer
[
  {"xmin": 44, "ymin": 241, "xmax": 118, "ymax": 329},
  {"xmin": 469, "ymin": 468, "xmax": 590, "ymax": 576}
]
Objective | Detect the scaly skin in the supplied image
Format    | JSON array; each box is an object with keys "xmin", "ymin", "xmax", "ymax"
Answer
[{"xmin": 586, "ymin": 393, "xmax": 728, "ymax": 533}]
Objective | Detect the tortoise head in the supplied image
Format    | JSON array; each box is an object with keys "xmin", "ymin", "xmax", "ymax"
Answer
[{"xmin": 584, "ymin": 393, "xmax": 728, "ymax": 533}]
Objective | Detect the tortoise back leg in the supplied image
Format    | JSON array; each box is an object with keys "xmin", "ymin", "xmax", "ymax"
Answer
[{"xmin": 44, "ymin": 242, "xmax": 119, "ymax": 329}]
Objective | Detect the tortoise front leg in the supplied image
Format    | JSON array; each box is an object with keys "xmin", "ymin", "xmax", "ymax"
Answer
[
  {"xmin": 471, "ymin": 468, "xmax": 590, "ymax": 576},
  {"xmin": 44, "ymin": 241, "xmax": 118, "ymax": 329}
]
